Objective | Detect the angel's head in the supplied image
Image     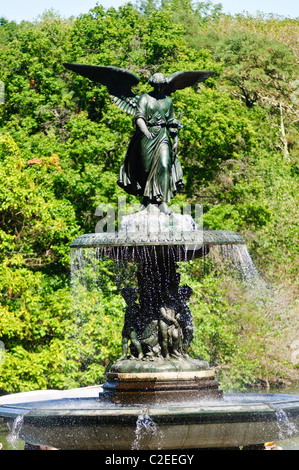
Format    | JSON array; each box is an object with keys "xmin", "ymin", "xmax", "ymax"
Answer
[{"xmin": 148, "ymin": 73, "xmax": 167, "ymax": 93}]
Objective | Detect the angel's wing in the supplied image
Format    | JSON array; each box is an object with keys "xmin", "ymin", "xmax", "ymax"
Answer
[
  {"xmin": 164, "ymin": 70, "xmax": 215, "ymax": 95},
  {"xmin": 63, "ymin": 63, "xmax": 140, "ymax": 115}
]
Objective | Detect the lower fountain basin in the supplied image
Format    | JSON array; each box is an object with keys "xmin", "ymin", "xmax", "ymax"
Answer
[{"xmin": 1, "ymin": 387, "xmax": 299, "ymax": 450}]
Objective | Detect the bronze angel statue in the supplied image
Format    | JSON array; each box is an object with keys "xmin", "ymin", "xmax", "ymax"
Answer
[{"xmin": 63, "ymin": 64, "xmax": 214, "ymax": 214}]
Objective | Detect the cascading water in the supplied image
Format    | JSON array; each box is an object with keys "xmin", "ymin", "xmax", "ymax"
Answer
[
  {"xmin": 209, "ymin": 242, "xmax": 274, "ymax": 302},
  {"xmin": 132, "ymin": 409, "xmax": 161, "ymax": 450},
  {"xmin": 275, "ymin": 407, "xmax": 298, "ymax": 441},
  {"xmin": 6, "ymin": 415, "xmax": 24, "ymax": 449},
  {"xmin": 221, "ymin": 244, "xmax": 260, "ymax": 282}
]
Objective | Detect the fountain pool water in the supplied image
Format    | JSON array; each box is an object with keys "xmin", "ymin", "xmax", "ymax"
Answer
[{"xmin": 0, "ymin": 206, "xmax": 298, "ymax": 450}]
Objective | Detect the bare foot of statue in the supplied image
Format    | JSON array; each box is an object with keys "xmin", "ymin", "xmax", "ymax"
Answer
[
  {"xmin": 172, "ymin": 351, "xmax": 183, "ymax": 358},
  {"xmin": 118, "ymin": 355, "xmax": 127, "ymax": 361}
]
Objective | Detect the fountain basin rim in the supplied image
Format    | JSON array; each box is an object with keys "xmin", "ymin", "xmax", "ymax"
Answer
[
  {"xmin": 1, "ymin": 391, "xmax": 299, "ymax": 418},
  {"xmin": 70, "ymin": 230, "xmax": 245, "ymax": 249},
  {"xmin": 1, "ymin": 394, "xmax": 299, "ymax": 431},
  {"xmin": 0, "ymin": 402, "xmax": 286, "ymax": 422},
  {"xmin": 1, "ymin": 397, "xmax": 299, "ymax": 416},
  {"xmin": 1, "ymin": 390, "xmax": 299, "ymax": 449}
]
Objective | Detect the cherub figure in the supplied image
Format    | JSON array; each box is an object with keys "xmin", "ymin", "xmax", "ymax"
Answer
[
  {"xmin": 119, "ymin": 288, "xmax": 143, "ymax": 360},
  {"xmin": 159, "ymin": 290, "xmax": 183, "ymax": 359},
  {"xmin": 177, "ymin": 285, "xmax": 194, "ymax": 354},
  {"xmin": 64, "ymin": 63, "xmax": 214, "ymax": 214}
]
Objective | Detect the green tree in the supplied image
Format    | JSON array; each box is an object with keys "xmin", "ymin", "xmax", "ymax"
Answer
[{"xmin": 0, "ymin": 17, "xmax": 20, "ymax": 48}]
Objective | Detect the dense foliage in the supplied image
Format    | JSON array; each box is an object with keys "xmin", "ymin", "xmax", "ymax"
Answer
[{"xmin": 0, "ymin": 2, "xmax": 298, "ymax": 393}]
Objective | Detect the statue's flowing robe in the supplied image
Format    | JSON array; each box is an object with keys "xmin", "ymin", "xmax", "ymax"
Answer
[{"xmin": 117, "ymin": 93, "xmax": 183, "ymax": 203}]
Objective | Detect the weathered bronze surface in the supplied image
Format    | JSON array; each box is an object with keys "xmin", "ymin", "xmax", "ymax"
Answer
[{"xmin": 63, "ymin": 64, "xmax": 214, "ymax": 213}]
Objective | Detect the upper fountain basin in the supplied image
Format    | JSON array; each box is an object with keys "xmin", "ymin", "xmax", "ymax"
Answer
[
  {"xmin": 70, "ymin": 230, "xmax": 245, "ymax": 249},
  {"xmin": 71, "ymin": 206, "xmax": 245, "ymax": 250}
]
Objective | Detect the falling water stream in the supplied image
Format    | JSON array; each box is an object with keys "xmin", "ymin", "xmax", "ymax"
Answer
[
  {"xmin": 2, "ymin": 415, "xmax": 25, "ymax": 450},
  {"xmin": 132, "ymin": 408, "xmax": 163, "ymax": 450},
  {"xmin": 132, "ymin": 409, "xmax": 161, "ymax": 450},
  {"xmin": 276, "ymin": 408, "xmax": 298, "ymax": 441}
]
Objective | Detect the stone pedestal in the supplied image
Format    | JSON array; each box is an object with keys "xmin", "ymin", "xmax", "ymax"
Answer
[{"xmin": 102, "ymin": 370, "xmax": 222, "ymax": 405}]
